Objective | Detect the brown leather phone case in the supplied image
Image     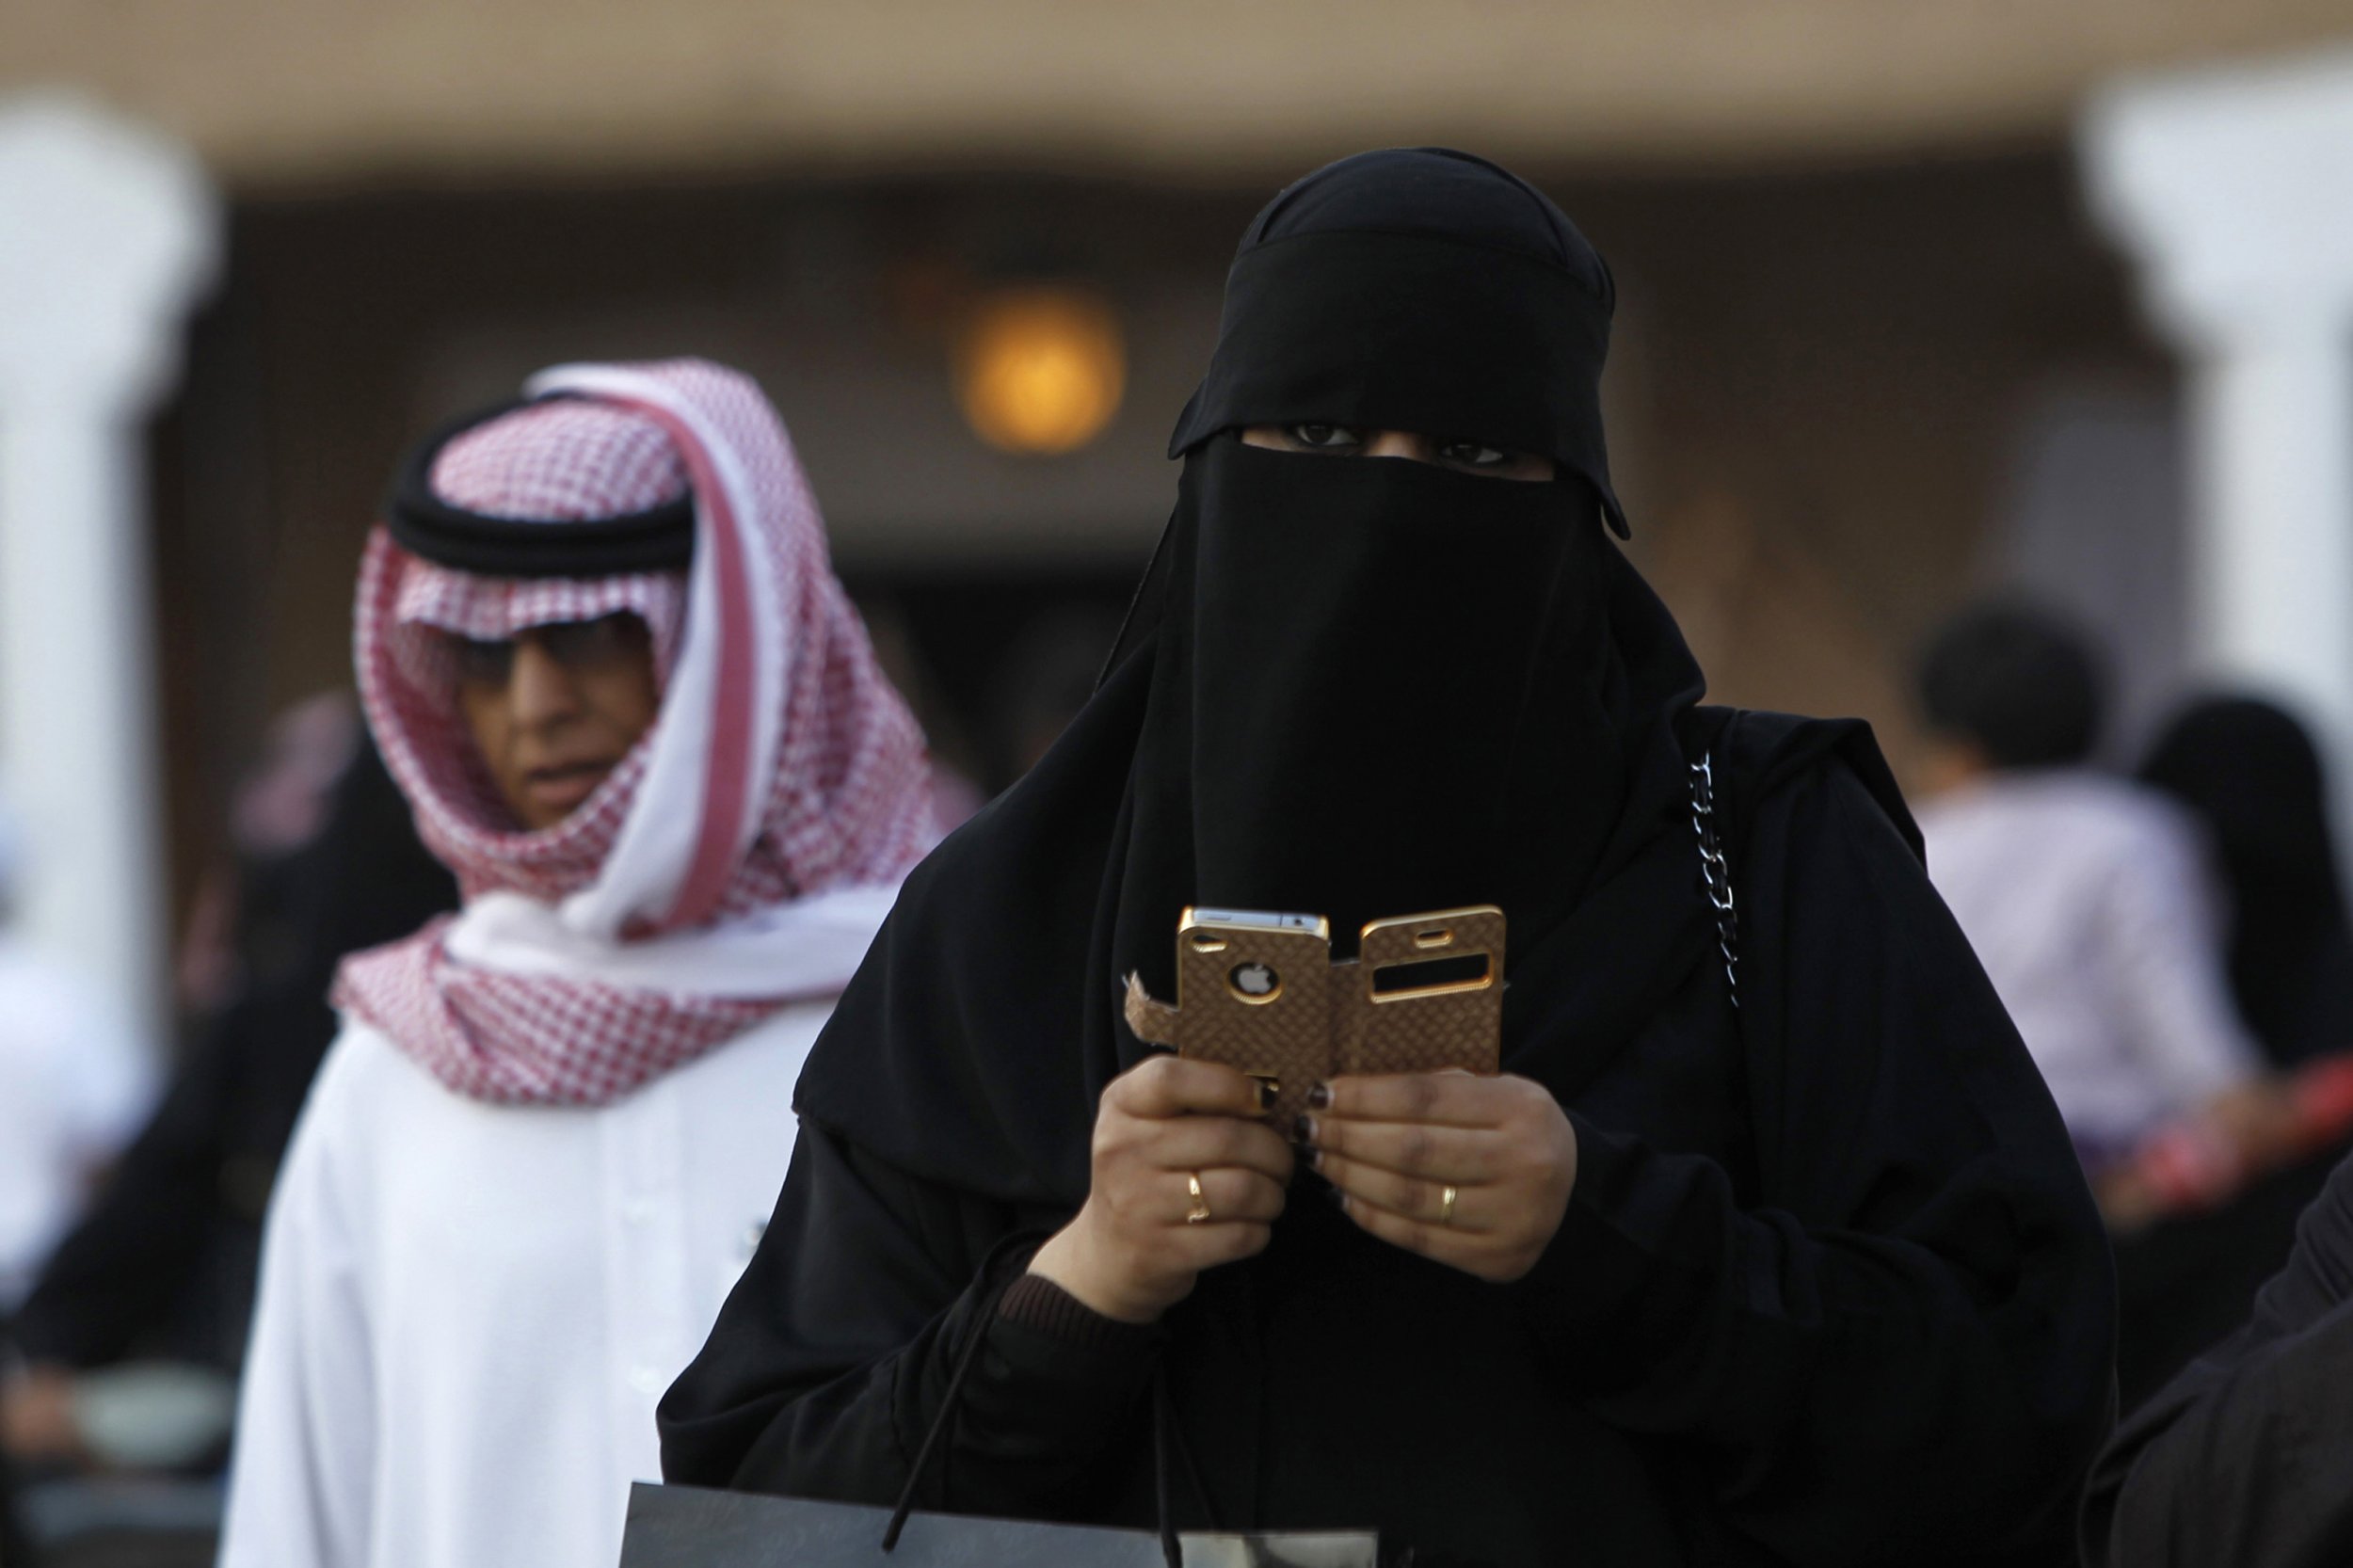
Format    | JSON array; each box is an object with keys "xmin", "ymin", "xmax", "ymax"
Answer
[
  {"xmin": 1170, "ymin": 911, "xmax": 1332, "ymax": 1124},
  {"xmin": 1334, "ymin": 906, "xmax": 1505, "ymax": 1078},
  {"xmin": 1123, "ymin": 904, "xmax": 1504, "ymax": 1125}
]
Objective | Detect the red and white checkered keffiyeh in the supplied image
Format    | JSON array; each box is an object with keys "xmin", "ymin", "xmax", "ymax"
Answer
[{"xmin": 334, "ymin": 360, "xmax": 936, "ymax": 1106}]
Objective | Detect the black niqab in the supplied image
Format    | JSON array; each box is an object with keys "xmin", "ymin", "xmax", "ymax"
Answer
[
  {"xmin": 1127, "ymin": 441, "xmax": 1650, "ymax": 968},
  {"xmin": 1167, "ymin": 148, "xmax": 1627, "ymax": 535},
  {"xmin": 793, "ymin": 148, "xmax": 1705, "ymax": 1203}
]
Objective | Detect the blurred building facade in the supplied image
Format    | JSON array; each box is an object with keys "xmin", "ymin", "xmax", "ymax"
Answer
[{"xmin": 7, "ymin": 0, "xmax": 2353, "ymax": 1018}]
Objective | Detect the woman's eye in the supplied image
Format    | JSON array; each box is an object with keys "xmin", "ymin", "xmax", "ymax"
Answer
[
  {"xmin": 1287, "ymin": 423, "xmax": 1362, "ymax": 451},
  {"xmin": 1438, "ymin": 440, "xmax": 1511, "ymax": 469}
]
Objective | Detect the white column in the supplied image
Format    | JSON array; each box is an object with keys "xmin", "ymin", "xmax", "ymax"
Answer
[
  {"xmin": 0, "ymin": 94, "xmax": 219, "ymax": 1045},
  {"xmin": 2083, "ymin": 49, "xmax": 2353, "ymax": 854},
  {"xmin": 2183, "ymin": 318, "xmax": 2353, "ymax": 712}
]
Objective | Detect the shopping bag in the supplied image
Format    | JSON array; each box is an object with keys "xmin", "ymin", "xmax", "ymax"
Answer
[{"xmin": 617, "ymin": 1481, "xmax": 1380, "ymax": 1567}]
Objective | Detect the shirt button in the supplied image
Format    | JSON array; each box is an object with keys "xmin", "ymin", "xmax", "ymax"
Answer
[
  {"xmin": 629, "ymin": 1366, "xmax": 664, "ymax": 1395},
  {"xmin": 622, "ymin": 1198, "xmax": 656, "ymax": 1225}
]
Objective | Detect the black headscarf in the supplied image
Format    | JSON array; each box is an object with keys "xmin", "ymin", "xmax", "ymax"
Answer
[
  {"xmin": 1167, "ymin": 147, "xmax": 1628, "ymax": 536},
  {"xmin": 793, "ymin": 149, "xmax": 1707, "ymax": 1203},
  {"xmin": 2141, "ymin": 696, "xmax": 2353, "ymax": 1067}
]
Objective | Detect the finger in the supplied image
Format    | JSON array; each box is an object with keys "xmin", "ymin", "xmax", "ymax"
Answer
[
  {"xmin": 1334, "ymin": 1191, "xmax": 1484, "ymax": 1272},
  {"xmin": 1112, "ymin": 1054, "xmax": 1277, "ymax": 1121},
  {"xmin": 1317, "ymin": 1072, "xmax": 1513, "ymax": 1128},
  {"xmin": 1162, "ymin": 1167, "xmax": 1288, "ymax": 1227},
  {"xmin": 1316, "ymin": 1151, "xmax": 1488, "ymax": 1232},
  {"xmin": 1170, "ymin": 1221, "xmax": 1274, "ymax": 1271},
  {"xmin": 1123, "ymin": 1115, "xmax": 1295, "ymax": 1182},
  {"xmin": 1301, "ymin": 1117, "xmax": 1508, "ymax": 1184}
]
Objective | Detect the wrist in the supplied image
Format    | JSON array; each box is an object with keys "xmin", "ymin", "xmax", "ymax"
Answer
[{"xmin": 1027, "ymin": 1214, "xmax": 1164, "ymax": 1325}]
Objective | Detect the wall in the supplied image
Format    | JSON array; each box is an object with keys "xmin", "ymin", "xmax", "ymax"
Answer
[{"xmin": 10, "ymin": 2, "xmax": 2353, "ymax": 183}]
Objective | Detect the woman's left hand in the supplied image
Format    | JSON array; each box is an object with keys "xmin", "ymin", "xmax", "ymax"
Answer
[{"xmin": 1300, "ymin": 1072, "xmax": 1578, "ymax": 1283}]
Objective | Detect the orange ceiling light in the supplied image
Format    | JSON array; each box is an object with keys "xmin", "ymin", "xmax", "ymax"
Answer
[{"xmin": 954, "ymin": 284, "xmax": 1126, "ymax": 456}]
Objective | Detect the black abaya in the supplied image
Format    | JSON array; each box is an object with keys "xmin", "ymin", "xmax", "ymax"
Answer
[
  {"xmin": 2083, "ymin": 1147, "xmax": 2353, "ymax": 1567},
  {"xmin": 659, "ymin": 150, "xmax": 2114, "ymax": 1567},
  {"xmin": 662, "ymin": 714, "xmax": 2110, "ymax": 1566}
]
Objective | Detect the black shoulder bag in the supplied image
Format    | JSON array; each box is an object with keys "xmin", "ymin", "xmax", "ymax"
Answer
[{"xmin": 619, "ymin": 1272, "xmax": 1380, "ymax": 1568}]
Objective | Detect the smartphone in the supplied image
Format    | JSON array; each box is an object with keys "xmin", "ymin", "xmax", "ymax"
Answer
[
  {"xmin": 1173, "ymin": 906, "xmax": 1334, "ymax": 1122},
  {"xmin": 1337, "ymin": 905, "xmax": 1505, "ymax": 1079}
]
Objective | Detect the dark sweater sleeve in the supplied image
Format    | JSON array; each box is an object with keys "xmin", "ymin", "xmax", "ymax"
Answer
[
  {"xmin": 2081, "ymin": 1150, "xmax": 2353, "ymax": 1568},
  {"xmin": 1513, "ymin": 763, "xmax": 2117, "ymax": 1565},
  {"xmin": 658, "ymin": 1125, "xmax": 1162, "ymax": 1514}
]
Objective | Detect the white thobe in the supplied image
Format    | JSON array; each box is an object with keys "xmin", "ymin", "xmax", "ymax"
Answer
[{"xmin": 216, "ymin": 1003, "xmax": 827, "ymax": 1568}]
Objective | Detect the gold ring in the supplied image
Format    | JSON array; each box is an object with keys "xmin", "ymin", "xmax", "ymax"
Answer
[
  {"xmin": 1185, "ymin": 1172, "xmax": 1211, "ymax": 1225},
  {"xmin": 1439, "ymin": 1185, "xmax": 1459, "ymax": 1225}
]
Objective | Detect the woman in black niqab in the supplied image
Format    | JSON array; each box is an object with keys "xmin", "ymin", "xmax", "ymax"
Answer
[
  {"xmin": 660, "ymin": 150, "xmax": 2115, "ymax": 1567},
  {"xmin": 2141, "ymin": 696, "xmax": 2353, "ymax": 1067}
]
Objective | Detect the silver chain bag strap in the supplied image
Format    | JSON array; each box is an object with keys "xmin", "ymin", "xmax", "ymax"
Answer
[{"xmin": 1690, "ymin": 757, "xmax": 1739, "ymax": 1009}]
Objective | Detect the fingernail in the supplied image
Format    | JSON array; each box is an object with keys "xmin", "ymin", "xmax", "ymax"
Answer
[
  {"xmin": 1308, "ymin": 1147, "xmax": 1324, "ymax": 1174},
  {"xmin": 1256, "ymin": 1080, "xmax": 1276, "ymax": 1112},
  {"xmin": 1324, "ymin": 1182, "xmax": 1346, "ymax": 1208},
  {"xmin": 1307, "ymin": 1083, "xmax": 1333, "ymax": 1111},
  {"xmin": 1292, "ymin": 1113, "xmax": 1317, "ymax": 1145}
]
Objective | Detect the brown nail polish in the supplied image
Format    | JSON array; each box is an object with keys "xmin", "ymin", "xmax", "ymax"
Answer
[
  {"xmin": 1256, "ymin": 1080, "xmax": 1277, "ymax": 1112},
  {"xmin": 1293, "ymin": 1113, "xmax": 1317, "ymax": 1144},
  {"xmin": 1308, "ymin": 1147, "xmax": 1324, "ymax": 1174},
  {"xmin": 1307, "ymin": 1083, "xmax": 1333, "ymax": 1111}
]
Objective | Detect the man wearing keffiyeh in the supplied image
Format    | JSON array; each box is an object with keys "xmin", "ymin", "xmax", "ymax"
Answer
[{"xmin": 217, "ymin": 360, "xmax": 936, "ymax": 1568}]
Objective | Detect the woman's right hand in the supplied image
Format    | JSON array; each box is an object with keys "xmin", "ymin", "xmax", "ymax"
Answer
[{"xmin": 1025, "ymin": 1055, "xmax": 1294, "ymax": 1323}]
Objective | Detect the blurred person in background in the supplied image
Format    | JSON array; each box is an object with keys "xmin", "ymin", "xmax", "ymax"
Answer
[
  {"xmin": 662, "ymin": 149, "xmax": 2113, "ymax": 1567},
  {"xmin": 1, "ymin": 707, "xmax": 454, "ymax": 1482},
  {"xmin": 2141, "ymin": 696, "xmax": 2353, "ymax": 1070},
  {"xmin": 1912, "ymin": 607, "xmax": 2324, "ymax": 1411},
  {"xmin": 1912, "ymin": 602, "xmax": 2289, "ymax": 1218},
  {"xmin": 216, "ymin": 360, "xmax": 936, "ymax": 1568},
  {"xmin": 0, "ymin": 799, "xmax": 156, "ymax": 1564},
  {"xmin": 0, "ymin": 804, "xmax": 155, "ymax": 1326},
  {"xmin": 2096, "ymin": 695, "xmax": 2353, "ymax": 1410},
  {"xmin": 174, "ymin": 696, "xmax": 367, "ymax": 1021}
]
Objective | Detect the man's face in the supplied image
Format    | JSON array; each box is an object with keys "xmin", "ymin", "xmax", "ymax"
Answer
[{"xmin": 450, "ymin": 615, "xmax": 660, "ymax": 831}]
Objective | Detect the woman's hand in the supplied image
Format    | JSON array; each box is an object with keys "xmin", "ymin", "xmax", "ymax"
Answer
[
  {"xmin": 1027, "ymin": 1055, "xmax": 1295, "ymax": 1323},
  {"xmin": 1302, "ymin": 1071, "xmax": 1577, "ymax": 1282}
]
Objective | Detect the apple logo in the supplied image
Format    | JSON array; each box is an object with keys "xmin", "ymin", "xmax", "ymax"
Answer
[{"xmin": 1231, "ymin": 962, "xmax": 1277, "ymax": 999}]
